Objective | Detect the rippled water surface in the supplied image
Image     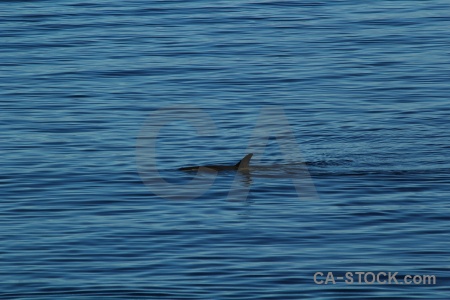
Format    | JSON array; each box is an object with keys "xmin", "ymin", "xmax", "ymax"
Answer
[{"xmin": 2, "ymin": 1, "xmax": 450, "ymax": 299}]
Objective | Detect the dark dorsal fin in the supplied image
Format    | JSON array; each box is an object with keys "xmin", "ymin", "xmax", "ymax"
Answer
[{"xmin": 235, "ymin": 153, "xmax": 253, "ymax": 170}]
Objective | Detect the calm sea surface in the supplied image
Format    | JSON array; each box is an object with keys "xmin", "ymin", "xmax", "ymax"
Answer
[{"xmin": 1, "ymin": 1, "xmax": 450, "ymax": 299}]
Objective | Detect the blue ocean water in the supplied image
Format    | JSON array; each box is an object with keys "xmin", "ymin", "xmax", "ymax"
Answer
[{"xmin": 1, "ymin": 0, "xmax": 450, "ymax": 299}]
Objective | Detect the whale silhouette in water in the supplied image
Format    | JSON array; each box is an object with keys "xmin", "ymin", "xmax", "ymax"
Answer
[{"xmin": 179, "ymin": 153, "xmax": 253, "ymax": 171}]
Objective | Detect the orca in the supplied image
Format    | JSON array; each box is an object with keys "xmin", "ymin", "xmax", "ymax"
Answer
[{"xmin": 179, "ymin": 153, "xmax": 253, "ymax": 172}]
